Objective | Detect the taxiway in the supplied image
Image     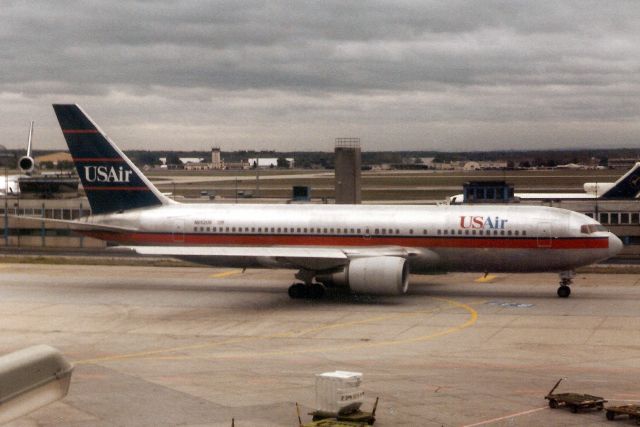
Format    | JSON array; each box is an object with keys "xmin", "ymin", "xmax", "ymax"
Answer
[{"xmin": 1, "ymin": 263, "xmax": 639, "ymax": 426}]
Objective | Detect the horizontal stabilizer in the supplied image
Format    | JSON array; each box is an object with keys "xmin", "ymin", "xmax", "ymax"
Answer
[{"xmin": 9, "ymin": 215, "xmax": 138, "ymax": 232}]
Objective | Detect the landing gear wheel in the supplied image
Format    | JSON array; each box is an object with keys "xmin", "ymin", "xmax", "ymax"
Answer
[
  {"xmin": 288, "ymin": 283, "xmax": 307, "ymax": 299},
  {"xmin": 606, "ymin": 410, "xmax": 615, "ymax": 420},
  {"xmin": 309, "ymin": 283, "xmax": 326, "ymax": 299},
  {"xmin": 570, "ymin": 404, "xmax": 578, "ymax": 413},
  {"xmin": 557, "ymin": 285, "xmax": 571, "ymax": 298},
  {"xmin": 548, "ymin": 399, "xmax": 558, "ymax": 409}
]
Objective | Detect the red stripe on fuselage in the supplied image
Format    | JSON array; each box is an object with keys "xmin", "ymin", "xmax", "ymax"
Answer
[
  {"xmin": 74, "ymin": 158, "xmax": 126, "ymax": 162},
  {"xmin": 82, "ymin": 186, "xmax": 149, "ymax": 191},
  {"xmin": 62, "ymin": 129, "xmax": 99, "ymax": 134},
  {"xmin": 77, "ymin": 231, "xmax": 609, "ymax": 250}
]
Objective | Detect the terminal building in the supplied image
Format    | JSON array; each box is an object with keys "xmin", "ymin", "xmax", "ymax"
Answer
[{"xmin": 1, "ymin": 172, "xmax": 106, "ymax": 249}]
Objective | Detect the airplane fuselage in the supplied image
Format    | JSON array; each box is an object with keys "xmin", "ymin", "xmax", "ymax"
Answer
[{"xmin": 81, "ymin": 203, "xmax": 619, "ymax": 273}]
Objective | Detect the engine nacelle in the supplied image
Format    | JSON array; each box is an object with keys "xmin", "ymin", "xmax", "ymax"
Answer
[
  {"xmin": 583, "ymin": 182, "xmax": 613, "ymax": 195},
  {"xmin": 18, "ymin": 156, "xmax": 34, "ymax": 174},
  {"xmin": 318, "ymin": 256, "xmax": 409, "ymax": 295}
]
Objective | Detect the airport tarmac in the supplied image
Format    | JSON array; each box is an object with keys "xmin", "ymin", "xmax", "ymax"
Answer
[{"xmin": 1, "ymin": 263, "xmax": 639, "ymax": 426}]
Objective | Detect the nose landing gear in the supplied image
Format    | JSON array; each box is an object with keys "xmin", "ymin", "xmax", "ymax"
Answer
[{"xmin": 557, "ymin": 271, "xmax": 575, "ymax": 298}]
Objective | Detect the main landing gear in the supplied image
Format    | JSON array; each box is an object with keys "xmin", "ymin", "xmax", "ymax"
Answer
[
  {"xmin": 288, "ymin": 269, "xmax": 326, "ymax": 299},
  {"xmin": 288, "ymin": 282, "xmax": 326, "ymax": 299},
  {"xmin": 557, "ymin": 271, "xmax": 575, "ymax": 298}
]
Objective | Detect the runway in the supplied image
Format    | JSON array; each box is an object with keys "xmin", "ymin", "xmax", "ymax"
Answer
[{"xmin": 1, "ymin": 263, "xmax": 639, "ymax": 426}]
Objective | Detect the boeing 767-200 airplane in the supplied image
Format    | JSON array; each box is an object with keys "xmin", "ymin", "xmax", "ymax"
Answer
[{"xmin": 51, "ymin": 104, "xmax": 622, "ymax": 298}]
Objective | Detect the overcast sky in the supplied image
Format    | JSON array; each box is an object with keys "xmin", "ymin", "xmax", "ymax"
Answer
[{"xmin": 1, "ymin": 1, "xmax": 639, "ymax": 152}]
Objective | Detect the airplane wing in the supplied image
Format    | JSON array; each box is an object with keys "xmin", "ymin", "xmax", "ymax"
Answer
[
  {"xmin": 120, "ymin": 245, "xmax": 349, "ymax": 270},
  {"xmin": 118, "ymin": 245, "xmax": 426, "ymax": 271}
]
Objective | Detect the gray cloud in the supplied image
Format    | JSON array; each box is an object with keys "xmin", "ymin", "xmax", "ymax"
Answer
[{"xmin": 0, "ymin": 1, "xmax": 638, "ymax": 151}]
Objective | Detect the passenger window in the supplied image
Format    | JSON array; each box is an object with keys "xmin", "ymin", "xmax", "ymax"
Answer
[
  {"xmin": 514, "ymin": 230, "xmax": 519, "ymax": 236},
  {"xmin": 471, "ymin": 230, "xmax": 476, "ymax": 235},
  {"xmin": 330, "ymin": 228, "xmax": 335, "ymax": 233},
  {"xmin": 507, "ymin": 230, "xmax": 512, "ymax": 236},
  {"xmin": 500, "ymin": 230, "xmax": 505, "ymax": 235},
  {"xmin": 522, "ymin": 230, "xmax": 526, "ymax": 236},
  {"xmin": 437, "ymin": 229, "xmax": 441, "ymax": 235},
  {"xmin": 444, "ymin": 230, "xmax": 448, "ymax": 235},
  {"xmin": 465, "ymin": 229, "xmax": 469, "ymax": 235},
  {"xmin": 409, "ymin": 229, "xmax": 413, "ymax": 234},
  {"xmin": 458, "ymin": 230, "xmax": 462, "ymax": 235}
]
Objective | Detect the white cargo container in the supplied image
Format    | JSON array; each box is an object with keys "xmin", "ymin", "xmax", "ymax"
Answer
[{"xmin": 315, "ymin": 371, "xmax": 364, "ymax": 415}]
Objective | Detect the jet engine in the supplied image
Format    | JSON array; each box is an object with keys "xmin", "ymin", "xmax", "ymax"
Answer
[
  {"xmin": 318, "ymin": 256, "xmax": 409, "ymax": 295},
  {"xmin": 18, "ymin": 155, "xmax": 34, "ymax": 174}
]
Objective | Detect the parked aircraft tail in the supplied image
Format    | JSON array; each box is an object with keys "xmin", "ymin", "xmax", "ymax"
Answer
[
  {"xmin": 52, "ymin": 104, "xmax": 172, "ymax": 215},
  {"xmin": 599, "ymin": 163, "xmax": 640, "ymax": 199},
  {"xmin": 17, "ymin": 121, "xmax": 35, "ymax": 174}
]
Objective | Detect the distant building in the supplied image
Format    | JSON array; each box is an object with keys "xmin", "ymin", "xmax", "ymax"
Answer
[
  {"xmin": 35, "ymin": 152, "xmax": 73, "ymax": 166},
  {"xmin": 225, "ymin": 161, "xmax": 250, "ymax": 170},
  {"xmin": 211, "ymin": 147, "xmax": 224, "ymax": 169},
  {"xmin": 463, "ymin": 161, "xmax": 481, "ymax": 171},
  {"xmin": 609, "ymin": 158, "xmax": 639, "ymax": 169},
  {"xmin": 463, "ymin": 161, "xmax": 508, "ymax": 171},
  {"xmin": 247, "ymin": 158, "xmax": 294, "ymax": 168}
]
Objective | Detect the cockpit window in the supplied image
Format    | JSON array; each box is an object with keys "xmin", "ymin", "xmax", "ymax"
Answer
[{"xmin": 581, "ymin": 224, "xmax": 607, "ymax": 234}]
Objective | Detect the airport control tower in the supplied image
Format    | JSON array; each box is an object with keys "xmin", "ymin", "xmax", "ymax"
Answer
[
  {"xmin": 335, "ymin": 138, "xmax": 361, "ymax": 204},
  {"xmin": 211, "ymin": 147, "xmax": 223, "ymax": 169}
]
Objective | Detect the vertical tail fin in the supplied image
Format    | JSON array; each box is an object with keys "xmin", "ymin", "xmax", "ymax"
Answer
[
  {"xmin": 600, "ymin": 163, "xmax": 640, "ymax": 199},
  {"xmin": 52, "ymin": 104, "xmax": 172, "ymax": 215}
]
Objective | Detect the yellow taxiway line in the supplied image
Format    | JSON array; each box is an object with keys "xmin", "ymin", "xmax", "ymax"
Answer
[
  {"xmin": 475, "ymin": 274, "xmax": 496, "ymax": 283},
  {"xmin": 208, "ymin": 270, "xmax": 243, "ymax": 279},
  {"xmin": 75, "ymin": 296, "xmax": 478, "ymax": 365}
]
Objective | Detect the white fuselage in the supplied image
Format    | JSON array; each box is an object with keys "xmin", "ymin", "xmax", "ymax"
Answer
[{"xmin": 81, "ymin": 203, "xmax": 621, "ymax": 273}]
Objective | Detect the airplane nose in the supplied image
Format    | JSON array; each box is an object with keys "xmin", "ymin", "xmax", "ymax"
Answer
[{"xmin": 608, "ymin": 233, "xmax": 623, "ymax": 257}]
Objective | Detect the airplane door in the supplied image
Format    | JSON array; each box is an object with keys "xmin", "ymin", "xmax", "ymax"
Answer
[
  {"xmin": 172, "ymin": 219, "xmax": 185, "ymax": 243},
  {"xmin": 537, "ymin": 222, "xmax": 552, "ymax": 248}
]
